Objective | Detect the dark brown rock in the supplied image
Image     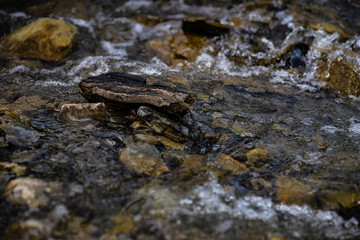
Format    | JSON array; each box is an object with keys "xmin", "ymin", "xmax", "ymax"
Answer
[
  {"xmin": 182, "ymin": 17, "xmax": 230, "ymax": 36},
  {"xmin": 79, "ymin": 72, "xmax": 194, "ymax": 116}
]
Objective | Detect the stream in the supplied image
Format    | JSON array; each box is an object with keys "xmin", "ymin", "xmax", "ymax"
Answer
[{"xmin": 1, "ymin": 0, "xmax": 360, "ymax": 239}]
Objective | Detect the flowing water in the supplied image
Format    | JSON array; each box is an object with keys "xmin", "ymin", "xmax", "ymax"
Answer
[{"xmin": 1, "ymin": 0, "xmax": 360, "ymax": 239}]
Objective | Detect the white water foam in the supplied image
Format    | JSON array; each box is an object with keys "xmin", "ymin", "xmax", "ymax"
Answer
[
  {"xmin": 9, "ymin": 65, "xmax": 30, "ymax": 74},
  {"xmin": 321, "ymin": 125, "xmax": 343, "ymax": 134},
  {"xmin": 100, "ymin": 40, "xmax": 128, "ymax": 57},
  {"xmin": 179, "ymin": 178, "xmax": 360, "ymax": 239}
]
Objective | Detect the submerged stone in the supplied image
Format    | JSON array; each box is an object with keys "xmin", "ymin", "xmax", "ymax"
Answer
[
  {"xmin": 119, "ymin": 143, "xmax": 169, "ymax": 177},
  {"xmin": 246, "ymin": 148, "xmax": 269, "ymax": 165},
  {"xmin": 216, "ymin": 154, "xmax": 247, "ymax": 175},
  {"xmin": 79, "ymin": 72, "xmax": 194, "ymax": 116},
  {"xmin": 106, "ymin": 214, "xmax": 134, "ymax": 235},
  {"xmin": 0, "ymin": 162, "xmax": 26, "ymax": 176},
  {"xmin": 148, "ymin": 32, "xmax": 207, "ymax": 67},
  {"xmin": 58, "ymin": 102, "xmax": 109, "ymax": 121},
  {"xmin": 0, "ymin": 96, "xmax": 47, "ymax": 115},
  {"xmin": 5, "ymin": 219, "xmax": 50, "ymax": 240},
  {"xmin": 1, "ymin": 18, "xmax": 77, "ymax": 61},
  {"xmin": 4, "ymin": 177, "xmax": 61, "ymax": 208},
  {"xmin": 137, "ymin": 106, "xmax": 187, "ymax": 143},
  {"xmin": 319, "ymin": 190, "xmax": 360, "ymax": 210},
  {"xmin": 318, "ymin": 58, "xmax": 360, "ymax": 96},
  {"xmin": 134, "ymin": 133, "xmax": 185, "ymax": 150},
  {"xmin": 1, "ymin": 124, "xmax": 42, "ymax": 147},
  {"xmin": 131, "ymin": 15, "xmax": 163, "ymax": 27},
  {"xmin": 276, "ymin": 176, "xmax": 315, "ymax": 207}
]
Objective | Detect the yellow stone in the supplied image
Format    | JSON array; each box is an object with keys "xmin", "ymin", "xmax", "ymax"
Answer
[
  {"xmin": 119, "ymin": 143, "xmax": 169, "ymax": 177},
  {"xmin": 216, "ymin": 154, "xmax": 247, "ymax": 175},
  {"xmin": 0, "ymin": 162, "xmax": 26, "ymax": 176},
  {"xmin": 131, "ymin": 15, "xmax": 163, "ymax": 27},
  {"xmin": 319, "ymin": 190, "xmax": 360, "ymax": 209},
  {"xmin": 246, "ymin": 148, "xmax": 269, "ymax": 163},
  {"xmin": 268, "ymin": 236, "xmax": 286, "ymax": 240},
  {"xmin": 106, "ymin": 214, "xmax": 134, "ymax": 235},
  {"xmin": 276, "ymin": 176, "xmax": 314, "ymax": 206},
  {"xmin": 148, "ymin": 32, "xmax": 207, "ymax": 67},
  {"xmin": 180, "ymin": 154, "xmax": 204, "ymax": 174},
  {"xmin": 311, "ymin": 22, "xmax": 352, "ymax": 39},
  {"xmin": 134, "ymin": 133, "xmax": 185, "ymax": 150},
  {"xmin": 4, "ymin": 177, "xmax": 61, "ymax": 208},
  {"xmin": 319, "ymin": 58, "xmax": 360, "ymax": 97},
  {"xmin": 1, "ymin": 18, "xmax": 77, "ymax": 61}
]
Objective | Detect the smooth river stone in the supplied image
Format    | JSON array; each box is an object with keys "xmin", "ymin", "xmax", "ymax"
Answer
[{"xmin": 1, "ymin": 18, "xmax": 77, "ymax": 61}]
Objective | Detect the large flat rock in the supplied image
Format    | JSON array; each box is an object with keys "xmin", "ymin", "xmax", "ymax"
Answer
[{"xmin": 79, "ymin": 72, "xmax": 194, "ymax": 116}]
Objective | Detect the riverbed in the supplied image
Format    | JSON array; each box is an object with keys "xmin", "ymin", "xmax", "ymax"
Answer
[{"xmin": 1, "ymin": 0, "xmax": 360, "ymax": 239}]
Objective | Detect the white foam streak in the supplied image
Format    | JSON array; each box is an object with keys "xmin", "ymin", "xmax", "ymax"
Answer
[{"xmin": 179, "ymin": 179, "xmax": 360, "ymax": 238}]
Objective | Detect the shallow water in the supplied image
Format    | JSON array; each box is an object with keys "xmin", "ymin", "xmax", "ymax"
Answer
[{"xmin": 1, "ymin": 0, "xmax": 360, "ymax": 239}]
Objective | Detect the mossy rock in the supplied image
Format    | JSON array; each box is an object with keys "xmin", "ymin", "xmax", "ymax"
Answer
[
  {"xmin": 319, "ymin": 58, "xmax": 360, "ymax": 96},
  {"xmin": 1, "ymin": 18, "xmax": 77, "ymax": 61}
]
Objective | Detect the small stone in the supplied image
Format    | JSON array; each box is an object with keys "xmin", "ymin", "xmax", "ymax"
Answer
[
  {"xmin": 318, "ymin": 58, "xmax": 360, "ymax": 96},
  {"xmin": 125, "ymin": 181, "xmax": 182, "ymax": 217},
  {"xmin": 58, "ymin": 102, "xmax": 109, "ymax": 121},
  {"xmin": 1, "ymin": 124, "xmax": 42, "ymax": 147},
  {"xmin": 246, "ymin": 148, "xmax": 269, "ymax": 164},
  {"xmin": 1, "ymin": 18, "xmax": 77, "ymax": 61},
  {"xmin": 137, "ymin": 106, "xmax": 187, "ymax": 143},
  {"xmin": 180, "ymin": 154, "xmax": 204, "ymax": 174},
  {"xmin": 211, "ymin": 113, "xmax": 232, "ymax": 129},
  {"xmin": 106, "ymin": 214, "xmax": 134, "ymax": 235},
  {"xmin": 50, "ymin": 204, "xmax": 69, "ymax": 223},
  {"xmin": 276, "ymin": 176, "xmax": 314, "ymax": 206},
  {"xmin": 318, "ymin": 190, "xmax": 360, "ymax": 209},
  {"xmin": 0, "ymin": 162, "xmax": 26, "ymax": 176},
  {"xmin": 134, "ymin": 133, "xmax": 185, "ymax": 150},
  {"xmin": 250, "ymin": 178, "xmax": 271, "ymax": 190},
  {"xmin": 216, "ymin": 154, "xmax": 247, "ymax": 175},
  {"xmin": 119, "ymin": 143, "xmax": 169, "ymax": 177},
  {"xmin": 148, "ymin": 32, "xmax": 207, "ymax": 67},
  {"xmin": 131, "ymin": 15, "xmax": 163, "ymax": 27},
  {"xmin": 5, "ymin": 219, "xmax": 50, "ymax": 240},
  {"xmin": 0, "ymin": 96, "xmax": 47, "ymax": 116},
  {"xmin": 65, "ymin": 217, "xmax": 98, "ymax": 240},
  {"xmin": 269, "ymin": 236, "xmax": 286, "ymax": 240},
  {"xmin": 4, "ymin": 177, "xmax": 61, "ymax": 208}
]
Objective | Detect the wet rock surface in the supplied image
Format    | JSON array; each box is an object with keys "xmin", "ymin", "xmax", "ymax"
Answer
[
  {"xmin": 1, "ymin": 0, "xmax": 360, "ymax": 240},
  {"xmin": 79, "ymin": 72, "xmax": 195, "ymax": 116},
  {"xmin": 1, "ymin": 18, "xmax": 77, "ymax": 61}
]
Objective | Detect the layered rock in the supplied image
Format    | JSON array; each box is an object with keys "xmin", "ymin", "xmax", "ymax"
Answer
[{"xmin": 79, "ymin": 72, "xmax": 194, "ymax": 116}]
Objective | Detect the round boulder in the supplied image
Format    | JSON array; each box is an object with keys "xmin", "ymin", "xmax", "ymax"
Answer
[{"xmin": 1, "ymin": 18, "xmax": 77, "ymax": 61}]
